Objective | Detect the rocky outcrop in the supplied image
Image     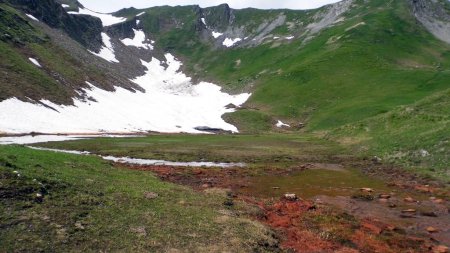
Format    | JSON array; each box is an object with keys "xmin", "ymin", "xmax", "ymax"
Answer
[
  {"xmin": 410, "ymin": 0, "xmax": 450, "ymax": 44},
  {"xmin": 202, "ymin": 4, "xmax": 235, "ymax": 30},
  {"xmin": 306, "ymin": 0, "xmax": 353, "ymax": 35},
  {"xmin": 5, "ymin": 0, "xmax": 102, "ymax": 50}
]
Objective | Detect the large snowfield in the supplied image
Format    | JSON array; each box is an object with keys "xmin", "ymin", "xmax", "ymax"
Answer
[{"xmin": 0, "ymin": 54, "xmax": 251, "ymax": 134}]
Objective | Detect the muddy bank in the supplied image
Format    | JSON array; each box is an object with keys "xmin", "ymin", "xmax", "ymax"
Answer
[{"xmin": 119, "ymin": 163, "xmax": 450, "ymax": 253}]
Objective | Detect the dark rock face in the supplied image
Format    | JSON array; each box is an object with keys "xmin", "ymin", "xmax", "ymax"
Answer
[
  {"xmin": 202, "ymin": 4, "xmax": 235, "ymax": 30},
  {"xmin": 106, "ymin": 18, "xmax": 138, "ymax": 40},
  {"xmin": 5, "ymin": 0, "xmax": 103, "ymax": 50}
]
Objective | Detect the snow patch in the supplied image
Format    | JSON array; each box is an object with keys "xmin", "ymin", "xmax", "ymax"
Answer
[
  {"xmin": 103, "ymin": 156, "xmax": 245, "ymax": 168},
  {"xmin": 0, "ymin": 54, "xmax": 251, "ymax": 134},
  {"xmin": 276, "ymin": 120, "xmax": 290, "ymax": 128},
  {"xmin": 61, "ymin": 4, "xmax": 70, "ymax": 8},
  {"xmin": 136, "ymin": 12, "xmax": 145, "ymax": 16},
  {"xmin": 273, "ymin": 36, "xmax": 280, "ymax": 39},
  {"xmin": 223, "ymin": 38, "xmax": 242, "ymax": 47},
  {"xmin": 201, "ymin": 18, "xmax": 206, "ymax": 25},
  {"xmin": 285, "ymin": 36, "xmax": 295, "ymax": 40},
  {"xmin": 28, "ymin": 58, "xmax": 42, "ymax": 67},
  {"xmin": 0, "ymin": 135, "xmax": 88, "ymax": 145},
  {"xmin": 345, "ymin": 22, "xmax": 366, "ymax": 32},
  {"xmin": 212, "ymin": 31, "xmax": 223, "ymax": 38},
  {"xmin": 26, "ymin": 146, "xmax": 244, "ymax": 167},
  {"xmin": 121, "ymin": 29, "xmax": 153, "ymax": 50},
  {"xmin": 68, "ymin": 8, "xmax": 126, "ymax": 26},
  {"xmin": 0, "ymin": 135, "xmax": 140, "ymax": 145},
  {"xmin": 25, "ymin": 14, "xmax": 38, "ymax": 21},
  {"xmin": 89, "ymin": 33, "xmax": 119, "ymax": 63}
]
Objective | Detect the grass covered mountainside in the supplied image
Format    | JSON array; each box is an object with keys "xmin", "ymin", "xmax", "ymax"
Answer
[{"xmin": 0, "ymin": 0, "xmax": 448, "ymax": 177}]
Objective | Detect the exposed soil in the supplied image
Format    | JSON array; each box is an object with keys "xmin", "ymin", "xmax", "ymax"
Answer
[{"xmin": 120, "ymin": 163, "xmax": 450, "ymax": 253}]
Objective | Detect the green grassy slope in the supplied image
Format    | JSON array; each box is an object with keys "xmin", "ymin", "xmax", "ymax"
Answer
[
  {"xmin": 0, "ymin": 145, "xmax": 277, "ymax": 252},
  {"xmin": 329, "ymin": 88, "xmax": 450, "ymax": 181},
  {"xmin": 135, "ymin": 0, "xmax": 448, "ymax": 178},
  {"xmin": 176, "ymin": 0, "xmax": 450, "ymax": 132}
]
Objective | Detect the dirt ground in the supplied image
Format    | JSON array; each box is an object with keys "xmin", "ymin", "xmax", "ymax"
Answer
[{"xmin": 120, "ymin": 163, "xmax": 450, "ymax": 253}]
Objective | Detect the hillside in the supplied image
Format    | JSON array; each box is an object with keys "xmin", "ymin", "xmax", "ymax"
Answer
[
  {"xmin": 0, "ymin": 0, "xmax": 449, "ymax": 174},
  {"xmin": 1, "ymin": 1, "xmax": 450, "ymax": 251}
]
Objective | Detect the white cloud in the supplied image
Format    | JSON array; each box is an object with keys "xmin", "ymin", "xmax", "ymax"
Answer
[{"xmin": 78, "ymin": 0, "xmax": 342, "ymax": 13}]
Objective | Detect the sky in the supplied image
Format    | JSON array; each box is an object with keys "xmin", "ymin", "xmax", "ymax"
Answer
[{"xmin": 77, "ymin": 0, "xmax": 343, "ymax": 13}]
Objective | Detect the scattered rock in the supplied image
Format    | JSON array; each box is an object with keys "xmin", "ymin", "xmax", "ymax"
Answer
[
  {"xmin": 419, "ymin": 149, "xmax": 430, "ymax": 157},
  {"xmin": 201, "ymin": 183, "xmax": 210, "ymax": 188},
  {"xmin": 35, "ymin": 193, "xmax": 44, "ymax": 203},
  {"xmin": 404, "ymin": 197, "xmax": 416, "ymax": 203},
  {"xmin": 415, "ymin": 185, "xmax": 433, "ymax": 193},
  {"xmin": 421, "ymin": 211, "xmax": 438, "ymax": 217},
  {"xmin": 426, "ymin": 226, "xmax": 439, "ymax": 233},
  {"xmin": 225, "ymin": 103, "xmax": 237, "ymax": 109},
  {"xmin": 433, "ymin": 245, "xmax": 449, "ymax": 253},
  {"xmin": 144, "ymin": 192, "xmax": 158, "ymax": 199},
  {"xmin": 388, "ymin": 203, "xmax": 397, "ymax": 208},
  {"xmin": 371, "ymin": 156, "xmax": 382, "ymax": 163},
  {"xmin": 223, "ymin": 199, "xmax": 234, "ymax": 207},
  {"xmin": 130, "ymin": 226, "xmax": 147, "ymax": 237},
  {"xmin": 296, "ymin": 122, "xmax": 305, "ymax": 129},
  {"xmin": 401, "ymin": 209, "xmax": 417, "ymax": 213},
  {"xmin": 379, "ymin": 194, "xmax": 391, "ymax": 199},
  {"xmin": 75, "ymin": 221, "xmax": 85, "ymax": 230},
  {"xmin": 360, "ymin": 188, "xmax": 374, "ymax": 193},
  {"xmin": 361, "ymin": 221, "xmax": 383, "ymax": 234},
  {"xmin": 352, "ymin": 193, "xmax": 375, "ymax": 201},
  {"xmin": 283, "ymin": 193, "xmax": 298, "ymax": 201},
  {"xmin": 192, "ymin": 169, "xmax": 203, "ymax": 175},
  {"xmin": 432, "ymin": 198, "xmax": 445, "ymax": 204},
  {"xmin": 272, "ymin": 187, "xmax": 280, "ymax": 190}
]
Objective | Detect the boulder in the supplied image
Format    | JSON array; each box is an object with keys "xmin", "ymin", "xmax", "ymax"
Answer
[
  {"xmin": 283, "ymin": 193, "xmax": 298, "ymax": 201},
  {"xmin": 144, "ymin": 192, "xmax": 158, "ymax": 199}
]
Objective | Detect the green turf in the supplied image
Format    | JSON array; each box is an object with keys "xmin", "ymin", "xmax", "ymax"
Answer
[
  {"xmin": 36, "ymin": 133, "xmax": 349, "ymax": 169},
  {"xmin": 329, "ymin": 88, "xmax": 450, "ymax": 181},
  {"xmin": 0, "ymin": 145, "xmax": 277, "ymax": 252}
]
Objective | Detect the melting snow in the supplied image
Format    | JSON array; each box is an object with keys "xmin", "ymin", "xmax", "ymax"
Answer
[
  {"xmin": 89, "ymin": 33, "xmax": 119, "ymax": 63},
  {"xmin": 212, "ymin": 31, "xmax": 223, "ymax": 38},
  {"xmin": 26, "ymin": 14, "xmax": 39, "ymax": 21},
  {"xmin": 28, "ymin": 58, "xmax": 42, "ymax": 67},
  {"xmin": 276, "ymin": 120, "xmax": 290, "ymax": 128},
  {"xmin": 223, "ymin": 38, "xmax": 242, "ymax": 47},
  {"xmin": 26, "ymin": 146, "xmax": 244, "ymax": 167},
  {"xmin": 103, "ymin": 156, "xmax": 245, "ymax": 168},
  {"xmin": 0, "ymin": 135, "xmax": 140, "ymax": 145},
  {"xmin": 0, "ymin": 135, "xmax": 88, "ymax": 145},
  {"xmin": 68, "ymin": 8, "xmax": 126, "ymax": 26},
  {"xmin": 0, "ymin": 54, "xmax": 251, "ymax": 134},
  {"xmin": 121, "ymin": 29, "xmax": 153, "ymax": 50}
]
